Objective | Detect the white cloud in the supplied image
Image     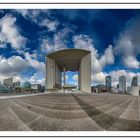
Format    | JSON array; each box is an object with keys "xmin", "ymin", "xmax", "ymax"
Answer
[
  {"xmin": 0, "ymin": 52, "xmax": 46, "ymax": 85},
  {"xmin": 0, "ymin": 55, "xmax": 29, "ymax": 83},
  {"xmin": 16, "ymin": 9, "xmax": 58, "ymax": 32},
  {"xmin": 72, "ymin": 74, "xmax": 78, "ymax": 81},
  {"xmin": 13, "ymin": 75, "xmax": 22, "ymax": 82},
  {"xmin": 41, "ymin": 39, "xmax": 54, "ymax": 53},
  {"xmin": 61, "ymin": 74, "xmax": 69, "ymax": 85},
  {"xmin": 0, "ymin": 55, "xmax": 29, "ymax": 76},
  {"xmin": 28, "ymin": 72, "xmax": 45, "ymax": 85},
  {"xmin": 72, "ymin": 71, "xmax": 109, "ymax": 86},
  {"xmin": 100, "ymin": 45, "xmax": 115, "ymax": 67},
  {"xmin": 24, "ymin": 52, "xmax": 45, "ymax": 73},
  {"xmin": 123, "ymin": 56, "xmax": 140, "ymax": 68},
  {"xmin": 73, "ymin": 34, "xmax": 115, "ymax": 74},
  {"xmin": 0, "ymin": 14, "xmax": 26, "ymax": 50},
  {"xmin": 41, "ymin": 27, "xmax": 72, "ymax": 54},
  {"xmin": 114, "ymin": 16, "xmax": 140, "ymax": 69},
  {"xmin": 16, "ymin": 9, "xmax": 46, "ymax": 23},
  {"xmin": 73, "ymin": 34, "xmax": 93, "ymax": 50},
  {"xmin": 39, "ymin": 19, "xmax": 59, "ymax": 32},
  {"xmin": 65, "ymin": 75, "xmax": 69, "ymax": 80},
  {"xmin": 91, "ymin": 72, "xmax": 107, "ymax": 85}
]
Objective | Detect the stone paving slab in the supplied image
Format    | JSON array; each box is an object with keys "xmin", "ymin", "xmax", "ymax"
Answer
[
  {"xmin": 10, "ymin": 101, "xmax": 40, "ymax": 125},
  {"xmin": 13, "ymin": 99, "xmax": 88, "ymax": 120},
  {"xmin": 28, "ymin": 115, "xmax": 103, "ymax": 131},
  {"xmin": 19, "ymin": 98, "xmax": 82, "ymax": 110},
  {"xmin": 106, "ymin": 97, "xmax": 133, "ymax": 117},
  {"xmin": 0, "ymin": 107, "xmax": 31, "ymax": 131},
  {"xmin": 0, "ymin": 93, "xmax": 139, "ymax": 131},
  {"xmin": 96, "ymin": 97, "xmax": 130, "ymax": 112},
  {"xmin": 119, "ymin": 97, "xmax": 139, "ymax": 121}
]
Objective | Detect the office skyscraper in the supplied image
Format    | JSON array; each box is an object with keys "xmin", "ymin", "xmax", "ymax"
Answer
[
  {"xmin": 105, "ymin": 76, "xmax": 111, "ymax": 90},
  {"xmin": 119, "ymin": 75, "xmax": 126, "ymax": 93},
  {"xmin": 3, "ymin": 78, "xmax": 13, "ymax": 88}
]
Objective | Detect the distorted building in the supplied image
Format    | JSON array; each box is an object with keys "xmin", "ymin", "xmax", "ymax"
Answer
[
  {"xmin": 21, "ymin": 81, "xmax": 31, "ymax": 89},
  {"xmin": 13, "ymin": 81, "xmax": 21, "ymax": 93},
  {"xmin": 3, "ymin": 78, "xmax": 13, "ymax": 88},
  {"xmin": 105, "ymin": 76, "xmax": 111, "ymax": 90},
  {"xmin": 41, "ymin": 85, "xmax": 45, "ymax": 92},
  {"xmin": 92, "ymin": 85, "xmax": 107, "ymax": 93},
  {"xmin": 131, "ymin": 76, "xmax": 138, "ymax": 87},
  {"xmin": 46, "ymin": 49, "xmax": 91, "ymax": 93},
  {"xmin": 32, "ymin": 84, "xmax": 42, "ymax": 92},
  {"xmin": 21, "ymin": 81, "xmax": 32, "ymax": 93},
  {"xmin": 13, "ymin": 81, "xmax": 20, "ymax": 87},
  {"xmin": 0, "ymin": 85, "xmax": 11, "ymax": 93},
  {"xmin": 119, "ymin": 75, "xmax": 126, "ymax": 93}
]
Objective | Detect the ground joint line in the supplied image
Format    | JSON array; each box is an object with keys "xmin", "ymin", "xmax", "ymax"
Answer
[
  {"xmin": 27, "ymin": 112, "xmax": 46, "ymax": 126},
  {"xmin": 10, "ymin": 99, "xmax": 46, "ymax": 127}
]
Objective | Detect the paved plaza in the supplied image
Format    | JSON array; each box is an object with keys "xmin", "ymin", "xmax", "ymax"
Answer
[{"xmin": 0, "ymin": 93, "xmax": 139, "ymax": 131}]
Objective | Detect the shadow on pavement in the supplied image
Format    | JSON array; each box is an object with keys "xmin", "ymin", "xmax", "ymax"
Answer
[{"xmin": 72, "ymin": 94, "xmax": 140, "ymax": 131}]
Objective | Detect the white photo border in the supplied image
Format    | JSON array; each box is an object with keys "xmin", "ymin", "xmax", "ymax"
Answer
[{"xmin": 0, "ymin": 3, "xmax": 139, "ymax": 137}]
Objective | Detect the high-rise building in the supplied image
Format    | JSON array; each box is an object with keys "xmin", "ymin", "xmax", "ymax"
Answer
[
  {"xmin": 3, "ymin": 78, "xmax": 13, "ymax": 88},
  {"xmin": 119, "ymin": 75, "xmax": 126, "ymax": 93},
  {"xmin": 105, "ymin": 76, "xmax": 111, "ymax": 90},
  {"xmin": 131, "ymin": 76, "xmax": 138, "ymax": 87}
]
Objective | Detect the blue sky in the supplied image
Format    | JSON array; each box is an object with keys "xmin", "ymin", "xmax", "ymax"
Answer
[{"xmin": 0, "ymin": 9, "xmax": 139, "ymax": 87}]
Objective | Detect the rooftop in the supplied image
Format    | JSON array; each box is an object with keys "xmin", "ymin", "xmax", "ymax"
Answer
[{"xmin": 47, "ymin": 48, "xmax": 91, "ymax": 71}]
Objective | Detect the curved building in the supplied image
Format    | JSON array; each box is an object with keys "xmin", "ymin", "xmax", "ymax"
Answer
[
  {"xmin": 46, "ymin": 49, "xmax": 91, "ymax": 93},
  {"xmin": 21, "ymin": 81, "xmax": 31, "ymax": 89},
  {"xmin": 131, "ymin": 76, "xmax": 138, "ymax": 87}
]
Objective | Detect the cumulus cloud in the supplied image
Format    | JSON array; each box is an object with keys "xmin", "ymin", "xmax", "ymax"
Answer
[
  {"xmin": 99, "ymin": 45, "xmax": 115, "ymax": 67},
  {"xmin": 13, "ymin": 75, "xmax": 22, "ymax": 82},
  {"xmin": 16, "ymin": 9, "xmax": 59, "ymax": 32},
  {"xmin": 114, "ymin": 16, "xmax": 140, "ymax": 69},
  {"xmin": 15, "ymin": 9, "xmax": 46, "ymax": 23},
  {"xmin": 27, "ymin": 72, "xmax": 45, "ymax": 85},
  {"xmin": 24, "ymin": 52, "xmax": 45, "ymax": 73},
  {"xmin": 61, "ymin": 74, "xmax": 69, "ymax": 85},
  {"xmin": 41, "ymin": 27, "xmax": 73, "ymax": 54},
  {"xmin": 0, "ymin": 56, "xmax": 29, "ymax": 83},
  {"xmin": 0, "ymin": 53, "xmax": 45, "ymax": 85},
  {"xmin": 0, "ymin": 14, "xmax": 26, "ymax": 50},
  {"xmin": 72, "ymin": 74, "xmax": 78, "ymax": 82},
  {"xmin": 0, "ymin": 55, "xmax": 29, "ymax": 76},
  {"xmin": 123, "ymin": 56, "xmax": 139, "ymax": 68},
  {"xmin": 91, "ymin": 72, "xmax": 107, "ymax": 85},
  {"xmin": 73, "ymin": 34, "xmax": 93, "ymax": 50},
  {"xmin": 0, "ymin": 52, "xmax": 45, "ymax": 84},
  {"xmin": 39, "ymin": 19, "xmax": 59, "ymax": 32},
  {"xmin": 73, "ymin": 34, "xmax": 115, "ymax": 74}
]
